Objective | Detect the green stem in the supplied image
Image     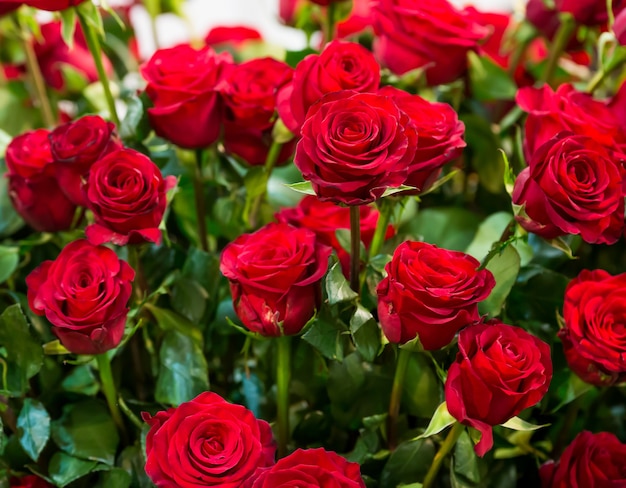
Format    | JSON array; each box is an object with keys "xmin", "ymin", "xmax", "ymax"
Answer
[
  {"xmin": 193, "ymin": 149, "xmax": 209, "ymax": 252},
  {"xmin": 387, "ymin": 347, "xmax": 412, "ymax": 450},
  {"xmin": 540, "ymin": 13, "xmax": 576, "ymax": 85},
  {"xmin": 128, "ymin": 245, "xmax": 147, "ymax": 301},
  {"xmin": 77, "ymin": 10, "xmax": 120, "ymax": 127},
  {"xmin": 324, "ymin": 2, "xmax": 337, "ymax": 45},
  {"xmin": 117, "ymin": 395, "xmax": 144, "ymax": 430},
  {"xmin": 249, "ymin": 140, "xmax": 283, "ymax": 228},
  {"xmin": 276, "ymin": 336, "xmax": 292, "ymax": 458},
  {"xmin": 422, "ymin": 422, "xmax": 464, "ymax": 488},
  {"xmin": 96, "ymin": 353, "xmax": 127, "ymax": 439},
  {"xmin": 368, "ymin": 199, "xmax": 393, "ymax": 260},
  {"xmin": 349, "ymin": 206, "xmax": 361, "ymax": 293},
  {"xmin": 607, "ymin": 0, "xmax": 615, "ymax": 30}
]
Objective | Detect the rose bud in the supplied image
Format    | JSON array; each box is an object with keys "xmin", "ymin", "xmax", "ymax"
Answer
[
  {"xmin": 5, "ymin": 129, "xmax": 76, "ymax": 232},
  {"xmin": 559, "ymin": 269, "xmax": 626, "ymax": 386},
  {"xmin": 245, "ymin": 448, "xmax": 365, "ymax": 488},
  {"xmin": 371, "ymin": 0, "xmax": 489, "ymax": 86},
  {"xmin": 445, "ymin": 321, "xmax": 553, "ymax": 456},
  {"xmin": 540, "ymin": 431, "xmax": 626, "ymax": 487},
  {"xmin": 294, "ymin": 90, "xmax": 416, "ymax": 205},
  {"xmin": 378, "ymin": 86, "xmax": 465, "ymax": 193},
  {"xmin": 141, "ymin": 44, "xmax": 233, "ymax": 149},
  {"xmin": 9, "ymin": 475, "xmax": 54, "ymax": 488},
  {"xmin": 49, "ymin": 114, "xmax": 121, "ymax": 206},
  {"xmin": 26, "ymin": 239, "xmax": 134, "ymax": 355},
  {"xmin": 84, "ymin": 148, "xmax": 177, "ymax": 246},
  {"xmin": 220, "ymin": 223, "xmax": 331, "ymax": 337},
  {"xmin": 377, "ymin": 241, "xmax": 495, "ymax": 350},
  {"xmin": 277, "ymin": 40, "xmax": 380, "ymax": 135},
  {"xmin": 142, "ymin": 391, "xmax": 276, "ymax": 488},
  {"xmin": 276, "ymin": 195, "xmax": 394, "ymax": 276}
]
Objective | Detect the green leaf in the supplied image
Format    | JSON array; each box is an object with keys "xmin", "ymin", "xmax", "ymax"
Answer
[
  {"xmin": 468, "ymin": 51, "xmax": 517, "ymax": 101},
  {"xmin": 415, "ymin": 402, "xmax": 456, "ymax": 439},
  {"xmin": 499, "ymin": 149, "xmax": 516, "ymax": 196},
  {"xmin": 402, "ymin": 353, "xmax": 441, "ymax": 418},
  {"xmin": 170, "ymin": 277, "xmax": 208, "ymax": 324},
  {"xmin": 48, "ymin": 452, "xmax": 100, "ymax": 488},
  {"xmin": 407, "ymin": 208, "xmax": 481, "ymax": 251},
  {"xmin": 119, "ymin": 95, "xmax": 150, "ymax": 142},
  {"xmin": 551, "ymin": 372, "xmax": 593, "ymax": 413},
  {"xmin": 61, "ymin": 365, "xmax": 99, "ymax": 396},
  {"xmin": 76, "ymin": 0, "xmax": 105, "ymax": 38},
  {"xmin": 0, "ymin": 304, "xmax": 43, "ymax": 396},
  {"xmin": 500, "ymin": 417, "xmax": 550, "ymax": 431},
  {"xmin": 301, "ymin": 314, "xmax": 348, "ymax": 361},
  {"xmin": 51, "ymin": 399, "xmax": 119, "ymax": 465},
  {"xmin": 349, "ymin": 305, "xmax": 381, "ymax": 362},
  {"xmin": 478, "ymin": 245, "xmax": 521, "ymax": 317},
  {"xmin": 96, "ymin": 468, "xmax": 132, "ymax": 488},
  {"xmin": 0, "ymin": 246, "xmax": 19, "ymax": 284},
  {"xmin": 461, "ymin": 114, "xmax": 504, "ymax": 194},
  {"xmin": 59, "ymin": 8, "xmax": 77, "ymax": 48},
  {"xmin": 451, "ymin": 430, "xmax": 480, "ymax": 487},
  {"xmin": 285, "ymin": 181, "xmax": 316, "ymax": 195},
  {"xmin": 379, "ymin": 438, "xmax": 436, "ymax": 488},
  {"xmin": 325, "ymin": 261, "xmax": 358, "ymax": 305},
  {"xmin": 545, "ymin": 236, "xmax": 577, "ymax": 260},
  {"xmin": 17, "ymin": 399, "xmax": 50, "ymax": 462},
  {"xmin": 118, "ymin": 446, "xmax": 153, "ymax": 488},
  {"xmin": 285, "ymin": 47, "xmax": 317, "ymax": 67},
  {"xmin": 144, "ymin": 303, "xmax": 203, "ymax": 345},
  {"xmin": 465, "ymin": 212, "xmax": 513, "ymax": 261},
  {"xmin": 381, "ymin": 185, "xmax": 419, "ymax": 197},
  {"xmin": 155, "ymin": 330, "xmax": 210, "ymax": 406}
]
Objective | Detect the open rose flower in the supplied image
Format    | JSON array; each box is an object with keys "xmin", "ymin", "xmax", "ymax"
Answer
[
  {"xmin": 84, "ymin": 148, "xmax": 177, "ymax": 246},
  {"xmin": 141, "ymin": 44, "xmax": 233, "ymax": 148},
  {"xmin": 26, "ymin": 239, "xmax": 134, "ymax": 355},
  {"xmin": 560, "ymin": 269, "xmax": 626, "ymax": 386},
  {"xmin": 372, "ymin": 0, "xmax": 489, "ymax": 85},
  {"xmin": 294, "ymin": 90, "xmax": 416, "ymax": 205},
  {"xmin": 142, "ymin": 391, "xmax": 276, "ymax": 488},
  {"xmin": 277, "ymin": 40, "xmax": 380, "ymax": 134},
  {"xmin": 220, "ymin": 223, "xmax": 331, "ymax": 336},
  {"xmin": 540, "ymin": 431, "xmax": 626, "ymax": 487},
  {"xmin": 246, "ymin": 448, "xmax": 365, "ymax": 488},
  {"xmin": 5, "ymin": 129, "xmax": 76, "ymax": 232},
  {"xmin": 445, "ymin": 321, "xmax": 553, "ymax": 456},
  {"xmin": 512, "ymin": 132, "xmax": 624, "ymax": 245},
  {"xmin": 377, "ymin": 241, "xmax": 495, "ymax": 350}
]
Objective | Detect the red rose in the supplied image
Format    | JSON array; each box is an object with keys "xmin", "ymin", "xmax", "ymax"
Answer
[
  {"xmin": 275, "ymin": 195, "xmax": 394, "ymax": 275},
  {"xmin": 246, "ymin": 448, "xmax": 365, "ymax": 488},
  {"xmin": 378, "ymin": 86, "xmax": 465, "ymax": 193},
  {"xmin": 377, "ymin": 241, "xmax": 495, "ymax": 350},
  {"xmin": 559, "ymin": 269, "xmax": 626, "ymax": 386},
  {"xmin": 50, "ymin": 115, "xmax": 121, "ymax": 206},
  {"xmin": 84, "ymin": 148, "xmax": 177, "ymax": 246},
  {"xmin": 220, "ymin": 223, "xmax": 331, "ymax": 337},
  {"xmin": 615, "ymin": 8, "xmax": 626, "ymax": 45},
  {"xmin": 141, "ymin": 44, "xmax": 233, "ymax": 149},
  {"xmin": 372, "ymin": 0, "xmax": 488, "ymax": 85},
  {"xmin": 540, "ymin": 431, "xmax": 626, "ymax": 487},
  {"xmin": 512, "ymin": 132, "xmax": 624, "ymax": 244},
  {"xmin": 5, "ymin": 129, "xmax": 76, "ymax": 232},
  {"xmin": 528, "ymin": 0, "xmax": 626, "ymax": 29},
  {"xmin": 9, "ymin": 475, "xmax": 53, "ymax": 488},
  {"xmin": 337, "ymin": 0, "xmax": 373, "ymax": 38},
  {"xmin": 445, "ymin": 321, "xmax": 553, "ymax": 456},
  {"xmin": 279, "ymin": 0, "xmax": 306, "ymax": 25},
  {"xmin": 26, "ymin": 239, "xmax": 134, "ymax": 355},
  {"xmin": 3, "ymin": 0, "xmax": 86, "ymax": 11},
  {"xmin": 142, "ymin": 391, "xmax": 276, "ymax": 488},
  {"xmin": 277, "ymin": 40, "xmax": 380, "ymax": 134},
  {"xmin": 204, "ymin": 25, "xmax": 262, "ymax": 47},
  {"xmin": 294, "ymin": 90, "xmax": 416, "ymax": 205}
]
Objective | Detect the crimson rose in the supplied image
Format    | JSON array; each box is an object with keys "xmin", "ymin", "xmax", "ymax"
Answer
[
  {"xmin": 142, "ymin": 391, "xmax": 276, "ymax": 488},
  {"xmin": 277, "ymin": 40, "xmax": 380, "ymax": 134},
  {"xmin": 377, "ymin": 241, "xmax": 495, "ymax": 350},
  {"xmin": 560, "ymin": 269, "xmax": 626, "ymax": 386},
  {"xmin": 372, "ymin": 0, "xmax": 488, "ymax": 85},
  {"xmin": 246, "ymin": 448, "xmax": 365, "ymax": 488},
  {"xmin": 512, "ymin": 132, "xmax": 624, "ymax": 245},
  {"xmin": 2, "ymin": 0, "xmax": 86, "ymax": 11},
  {"xmin": 445, "ymin": 321, "xmax": 553, "ymax": 456},
  {"xmin": 220, "ymin": 223, "xmax": 331, "ymax": 336},
  {"xmin": 294, "ymin": 90, "xmax": 416, "ymax": 205},
  {"xmin": 141, "ymin": 44, "xmax": 233, "ymax": 148},
  {"xmin": 84, "ymin": 148, "xmax": 176, "ymax": 246},
  {"xmin": 26, "ymin": 239, "xmax": 134, "ymax": 355},
  {"xmin": 540, "ymin": 431, "xmax": 626, "ymax": 487}
]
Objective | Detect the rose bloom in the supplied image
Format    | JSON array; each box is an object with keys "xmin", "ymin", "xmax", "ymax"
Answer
[
  {"xmin": 26, "ymin": 239, "xmax": 134, "ymax": 355},
  {"xmin": 512, "ymin": 132, "xmax": 624, "ymax": 245},
  {"xmin": 142, "ymin": 391, "xmax": 276, "ymax": 488},
  {"xmin": 276, "ymin": 195, "xmax": 394, "ymax": 275},
  {"xmin": 559, "ymin": 269, "xmax": 626, "ymax": 386},
  {"xmin": 445, "ymin": 321, "xmax": 553, "ymax": 456},
  {"xmin": 50, "ymin": 114, "xmax": 121, "ymax": 206},
  {"xmin": 245, "ymin": 448, "xmax": 365, "ymax": 488},
  {"xmin": 204, "ymin": 25, "xmax": 262, "ymax": 47},
  {"xmin": 84, "ymin": 148, "xmax": 177, "ymax": 246},
  {"xmin": 277, "ymin": 40, "xmax": 380, "ymax": 134},
  {"xmin": 371, "ymin": 0, "xmax": 489, "ymax": 85},
  {"xmin": 9, "ymin": 475, "xmax": 53, "ymax": 488},
  {"xmin": 294, "ymin": 90, "xmax": 416, "ymax": 205},
  {"xmin": 5, "ymin": 129, "xmax": 76, "ymax": 232},
  {"xmin": 220, "ymin": 223, "xmax": 331, "ymax": 337},
  {"xmin": 141, "ymin": 44, "xmax": 233, "ymax": 148},
  {"xmin": 615, "ymin": 8, "xmax": 626, "ymax": 45},
  {"xmin": 377, "ymin": 241, "xmax": 495, "ymax": 350},
  {"xmin": 378, "ymin": 86, "xmax": 465, "ymax": 193},
  {"xmin": 540, "ymin": 431, "xmax": 626, "ymax": 487},
  {"xmin": 337, "ymin": 0, "xmax": 373, "ymax": 39},
  {"xmin": 2, "ymin": 0, "xmax": 86, "ymax": 11},
  {"xmin": 527, "ymin": 0, "xmax": 625, "ymax": 31}
]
